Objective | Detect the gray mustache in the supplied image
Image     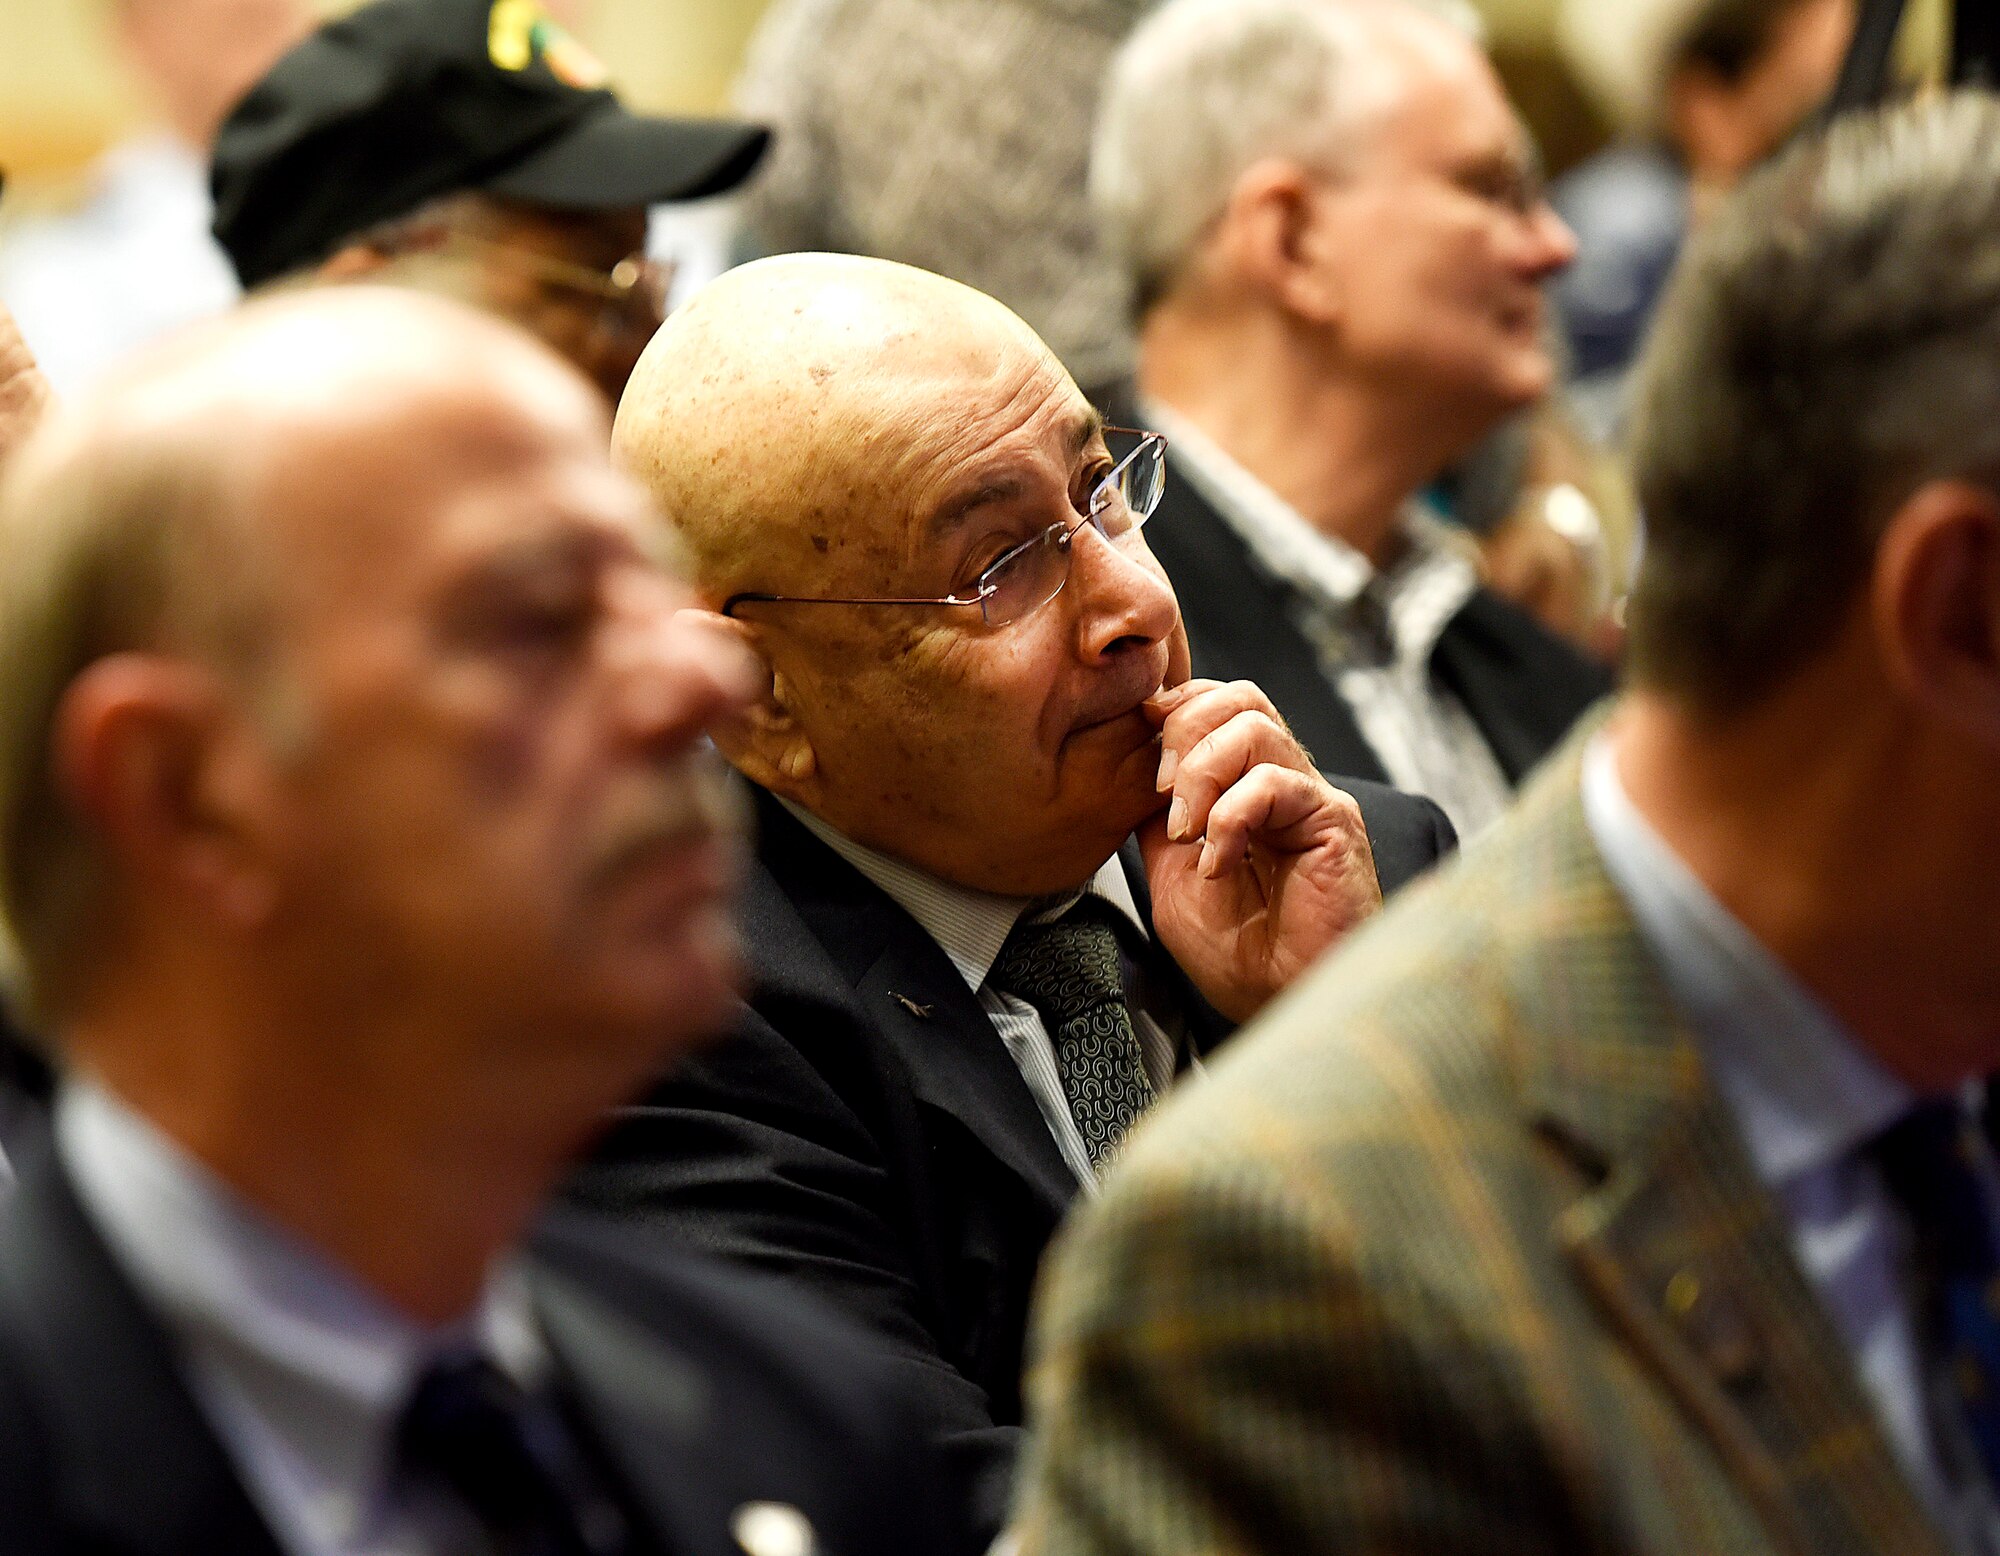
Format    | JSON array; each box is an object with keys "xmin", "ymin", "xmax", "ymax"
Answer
[{"xmin": 581, "ymin": 754, "xmax": 750, "ymax": 887}]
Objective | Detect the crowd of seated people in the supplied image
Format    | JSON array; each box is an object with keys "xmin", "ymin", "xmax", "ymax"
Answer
[{"xmin": 2, "ymin": 1, "xmax": 1998, "ymax": 1555}]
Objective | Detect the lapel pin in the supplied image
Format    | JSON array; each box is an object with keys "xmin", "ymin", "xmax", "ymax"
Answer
[
  {"xmin": 1664, "ymin": 1267, "xmax": 1760, "ymax": 1389},
  {"xmin": 732, "ymin": 1501, "xmax": 818, "ymax": 1556},
  {"xmin": 890, "ymin": 992, "xmax": 934, "ymax": 1020}
]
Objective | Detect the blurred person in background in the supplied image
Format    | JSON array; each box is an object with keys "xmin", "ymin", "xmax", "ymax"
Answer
[
  {"xmin": 0, "ymin": 0, "xmax": 311, "ymax": 394},
  {"xmin": 1020, "ymin": 88, "xmax": 2000, "ymax": 1556},
  {"xmin": 1094, "ymin": 0, "xmax": 1613, "ymax": 841},
  {"xmin": 1553, "ymin": 0, "xmax": 1856, "ymax": 437},
  {"xmin": 0, "ymin": 286, "xmax": 972, "ymax": 1556},
  {"xmin": 732, "ymin": 0, "xmax": 1152, "ymax": 389},
  {"xmin": 1435, "ymin": 381, "xmax": 1641, "ymax": 665},
  {"xmin": 210, "ymin": 0, "xmax": 769, "ymax": 402},
  {"xmin": 0, "ymin": 299, "xmax": 55, "ymax": 1175},
  {"xmin": 0, "ymin": 300, "xmax": 49, "ymax": 463},
  {"xmin": 574, "ymin": 251, "xmax": 1456, "ymax": 1543}
]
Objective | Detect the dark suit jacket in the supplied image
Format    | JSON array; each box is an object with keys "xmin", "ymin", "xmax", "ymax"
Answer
[
  {"xmin": 1106, "ymin": 386, "xmax": 1615, "ymax": 788},
  {"xmin": 567, "ymin": 782, "xmax": 1454, "ymax": 1541},
  {"xmin": 0, "ymin": 1131, "xmax": 974, "ymax": 1556}
]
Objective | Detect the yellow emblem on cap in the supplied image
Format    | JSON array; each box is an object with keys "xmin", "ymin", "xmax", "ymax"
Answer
[{"xmin": 489, "ymin": 0, "xmax": 611, "ymax": 88}]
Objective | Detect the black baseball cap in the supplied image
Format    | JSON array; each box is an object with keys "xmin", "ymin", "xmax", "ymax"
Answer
[{"xmin": 213, "ymin": 0, "xmax": 771, "ymax": 288}]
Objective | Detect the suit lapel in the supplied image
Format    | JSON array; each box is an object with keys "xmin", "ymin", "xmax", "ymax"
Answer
[
  {"xmin": 752, "ymin": 793, "xmax": 1076, "ymax": 1216},
  {"xmin": 529, "ymin": 1261, "xmax": 721, "ymax": 1556},
  {"xmin": 1510, "ymin": 760, "xmax": 1948, "ymax": 1556},
  {"xmin": 1432, "ymin": 591, "xmax": 1614, "ymax": 784},
  {"xmin": 0, "ymin": 1138, "xmax": 284, "ymax": 1556}
]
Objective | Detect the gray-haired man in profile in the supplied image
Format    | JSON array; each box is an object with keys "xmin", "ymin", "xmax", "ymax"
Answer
[
  {"xmin": 1021, "ymin": 89, "xmax": 2000, "ymax": 1556},
  {"xmin": 1093, "ymin": 0, "xmax": 1610, "ymax": 840}
]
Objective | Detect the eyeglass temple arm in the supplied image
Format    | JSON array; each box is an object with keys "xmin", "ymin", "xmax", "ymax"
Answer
[
  {"xmin": 719, "ymin": 434, "xmax": 1166, "ymax": 619},
  {"xmin": 719, "ymin": 591, "xmax": 987, "ymax": 618}
]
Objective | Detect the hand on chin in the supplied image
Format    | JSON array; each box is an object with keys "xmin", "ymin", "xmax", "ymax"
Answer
[{"xmin": 1137, "ymin": 679, "xmax": 1382, "ymax": 1022}]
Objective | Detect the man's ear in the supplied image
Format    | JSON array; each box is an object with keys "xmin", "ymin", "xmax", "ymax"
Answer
[
  {"xmin": 51, "ymin": 655, "xmax": 283, "ymax": 930},
  {"xmin": 1873, "ymin": 479, "xmax": 2000, "ymax": 750},
  {"xmin": 695, "ymin": 614, "xmax": 821, "ymax": 801},
  {"xmin": 1214, "ymin": 158, "xmax": 1344, "ymax": 327}
]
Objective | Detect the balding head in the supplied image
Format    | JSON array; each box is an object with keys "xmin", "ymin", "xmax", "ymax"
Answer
[
  {"xmin": 0, "ymin": 288, "xmax": 603, "ymax": 1020},
  {"xmin": 0, "ymin": 288, "xmax": 748, "ymax": 1059},
  {"xmin": 615, "ymin": 253, "xmax": 1065, "ymax": 605},
  {"xmin": 613, "ymin": 254, "xmax": 1188, "ymax": 897}
]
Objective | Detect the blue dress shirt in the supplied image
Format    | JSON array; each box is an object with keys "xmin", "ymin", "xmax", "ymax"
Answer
[
  {"xmin": 1583, "ymin": 738, "xmax": 2000, "ymax": 1553},
  {"xmin": 57, "ymin": 1079, "xmax": 546, "ymax": 1556}
]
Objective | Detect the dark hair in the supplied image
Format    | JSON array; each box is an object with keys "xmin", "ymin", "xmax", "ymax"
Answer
[
  {"xmin": 1626, "ymin": 90, "xmax": 2000, "ymax": 711},
  {"xmin": 1675, "ymin": 0, "xmax": 1824, "ymax": 84}
]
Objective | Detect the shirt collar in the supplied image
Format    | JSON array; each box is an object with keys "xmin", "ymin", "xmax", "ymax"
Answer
[
  {"xmin": 1145, "ymin": 398, "xmax": 1378, "ymax": 606},
  {"xmin": 778, "ymin": 797, "xmax": 1149, "ymax": 992},
  {"xmin": 56, "ymin": 1077, "xmax": 542, "ymax": 1541},
  {"xmin": 1142, "ymin": 395, "xmax": 1475, "ymax": 603},
  {"xmin": 1580, "ymin": 736, "xmax": 1912, "ymax": 1186}
]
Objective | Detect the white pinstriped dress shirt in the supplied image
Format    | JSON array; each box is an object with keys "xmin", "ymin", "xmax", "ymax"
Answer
[{"xmin": 1142, "ymin": 400, "xmax": 1515, "ymax": 841}]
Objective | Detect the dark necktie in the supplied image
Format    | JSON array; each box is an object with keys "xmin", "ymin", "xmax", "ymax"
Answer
[
  {"xmin": 1873, "ymin": 1099, "xmax": 2000, "ymax": 1488},
  {"xmin": 396, "ymin": 1351, "xmax": 642, "ymax": 1556},
  {"xmin": 991, "ymin": 896, "xmax": 1156, "ymax": 1172}
]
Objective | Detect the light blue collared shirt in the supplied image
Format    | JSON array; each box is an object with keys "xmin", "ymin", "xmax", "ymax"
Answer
[
  {"xmin": 1582, "ymin": 737, "xmax": 2000, "ymax": 1553},
  {"xmin": 57, "ymin": 1079, "xmax": 546, "ymax": 1556}
]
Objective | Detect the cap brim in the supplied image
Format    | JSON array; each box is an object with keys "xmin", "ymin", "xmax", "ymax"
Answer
[{"xmin": 482, "ymin": 105, "xmax": 770, "ymax": 209}]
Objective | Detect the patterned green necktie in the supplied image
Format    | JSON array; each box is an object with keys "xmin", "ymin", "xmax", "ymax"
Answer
[{"xmin": 992, "ymin": 897, "xmax": 1156, "ymax": 1172}]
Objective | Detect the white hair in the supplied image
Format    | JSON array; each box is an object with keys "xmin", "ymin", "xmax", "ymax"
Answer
[{"xmin": 1092, "ymin": 0, "xmax": 1482, "ymax": 312}]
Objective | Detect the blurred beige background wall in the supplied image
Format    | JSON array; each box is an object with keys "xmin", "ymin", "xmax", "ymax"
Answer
[
  {"xmin": 0, "ymin": 0, "xmax": 1951, "ymax": 193},
  {"xmin": 0, "ymin": 0, "xmax": 778, "ymax": 185}
]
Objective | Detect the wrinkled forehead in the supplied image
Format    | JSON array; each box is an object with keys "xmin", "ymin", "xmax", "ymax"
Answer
[
  {"xmin": 617, "ymin": 257, "xmax": 1097, "ymax": 594},
  {"xmin": 255, "ymin": 372, "xmax": 637, "ymax": 611},
  {"xmin": 849, "ymin": 337, "xmax": 1094, "ymax": 545}
]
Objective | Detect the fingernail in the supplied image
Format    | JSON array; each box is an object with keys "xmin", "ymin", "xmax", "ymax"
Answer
[
  {"xmin": 1198, "ymin": 840, "xmax": 1219, "ymax": 878},
  {"xmin": 1168, "ymin": 798, "xmax": 1189, "ymax": 841},
  {"xmin": 1156, "ymin": 749, "xmax": 1179, "ymax": 790}
]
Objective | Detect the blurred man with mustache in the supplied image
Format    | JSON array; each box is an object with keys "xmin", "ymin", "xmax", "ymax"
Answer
[
  {"xmin": 0, "ymin": 288, "xmax": 972, "ymax": 1556},
  {"xmin": 574, "ymin": 251, "xmax": 1457, "ymax": 1539}
]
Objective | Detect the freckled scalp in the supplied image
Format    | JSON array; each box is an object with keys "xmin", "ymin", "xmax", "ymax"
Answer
[{"xmin": 611, "ymin": 253, "xmax": 1080, "ymax": 603}]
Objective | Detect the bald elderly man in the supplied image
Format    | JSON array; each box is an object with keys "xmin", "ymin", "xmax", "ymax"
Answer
[
  {"xmin": 569, "ymin": 253, "xmax": 1457, "ymax": 1535},
  {"xmin": 0, "ymin": 289, "xmax": 972, "ymax": 1555}
]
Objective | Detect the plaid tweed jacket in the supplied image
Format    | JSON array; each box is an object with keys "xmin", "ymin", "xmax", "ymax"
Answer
[{"xmin": 1013, "ymin": 730, "xmax": 1953, "ymax": 1556}]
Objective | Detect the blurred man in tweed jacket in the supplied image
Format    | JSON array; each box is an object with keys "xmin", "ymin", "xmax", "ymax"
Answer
[{"xmin": 1015, "ymin": 91, "xmax": 2000, "ymax": 1556}]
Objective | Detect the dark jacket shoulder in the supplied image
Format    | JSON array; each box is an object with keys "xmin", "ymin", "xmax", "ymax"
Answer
[
  {"xmin": 0, "ymin": 1131, "xmax": 974, "ymax": 1556},
  {"xmin": 1095, "ymin": 378, "xmax": 1611, "ymax": 790}
]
